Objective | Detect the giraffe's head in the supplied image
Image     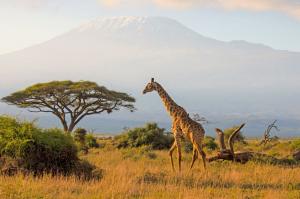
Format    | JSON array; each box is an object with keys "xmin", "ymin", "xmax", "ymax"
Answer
[{"xmin": 143, "ymin": 78, "xmax": 157, "ymax": 94}]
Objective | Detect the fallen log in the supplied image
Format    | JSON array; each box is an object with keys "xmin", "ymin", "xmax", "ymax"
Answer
[
  {"xmin": 208, "ymin": 123, "xmax": 300, "ymax": 165},
  {"xmin": 208, "ymin": 123, "xmax": 260, "ymax": 163},
  {"xmin": 293, "ymin": 150, "xmax": 300, "ymax": 161},
  {"xmin": 208, "ymin": 123, "xmax": 249, "ymax": 162},
  {"xmin": 208, "ymin": 151, "xmax": 254, "ymax": 163}
]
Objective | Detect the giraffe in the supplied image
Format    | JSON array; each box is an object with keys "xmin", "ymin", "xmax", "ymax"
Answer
[{"xmin": 143, "ymin": 78, "xmax": 206, "ymax": 172}]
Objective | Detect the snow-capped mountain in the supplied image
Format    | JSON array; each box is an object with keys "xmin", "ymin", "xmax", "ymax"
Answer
[{"xmin": 0, "ymin": 16, "xmax": 300, "ymax": 136}]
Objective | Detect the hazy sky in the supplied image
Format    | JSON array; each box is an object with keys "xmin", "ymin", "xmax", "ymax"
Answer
[{"xmin": 1, "ymin": 0, "xmax": 300, "ymax": 54}]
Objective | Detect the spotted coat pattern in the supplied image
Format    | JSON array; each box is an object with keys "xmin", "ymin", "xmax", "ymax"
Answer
[{"xmin": 143, "ymin": 79, "xmax": 206, "ymax": 171}]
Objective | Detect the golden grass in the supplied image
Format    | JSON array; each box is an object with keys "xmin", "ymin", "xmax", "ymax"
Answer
[{"xmin": 0, "ymin": 141, "xmax": 299, "ymax": 199}]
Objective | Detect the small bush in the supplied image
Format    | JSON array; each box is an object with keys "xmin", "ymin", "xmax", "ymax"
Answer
[
  {"xmin": 71, "ymin": 160, "xmax": 103, "ymax": 180},
  {"xmin": 0, "ymin": 116, "xmax": 100, "ymax": 179},
  {"xmin": 73, "ymin": 129, "xmax": 99, "ymax": 153},
  {"xmin": 184, "ymin": 136, "xmax": 218, "ymax": 153},
  {"xmin": 74, "ymin": 128, "xmax": 88, "ymax": 154},
  {"xmin": 205, "ymin": 136, "xmax": 218, "ymax": 150},
  {"xmin": 74, "ymin": 128, "xmax": 87, "ymax": 144},
  {"xmin": 251, "ymin": 154, "xmax": 299, "ymax": 166},
  {"xmin": 290, "ymin": 139, "xmax": 300, "ymax": 150},
  {"xmin": 114, "ymin": 123, "xmax": 173, "ymax": 150},
  {"xmin": 183, "ymin": 140, "xmax": 193, "ymax": 153},
  {"xmin": 121, "ymin": 146, "xmax": 157, "ymax": 161},
  {"xmin": 86, "ymin": 134, "xmax": 100, "ymax": 148}
]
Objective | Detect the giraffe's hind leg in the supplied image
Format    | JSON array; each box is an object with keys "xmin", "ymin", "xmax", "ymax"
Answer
[
  {"xmin": 189, "ymin": 147, "xmax": 198, "ymax": 171},
  {"xmin": 195, "ymin": 143, "xmax": 207, "ymax": 169},
  {"xmin": 169, "ymin": 141, "xmax": 177, "ymax": 172}
]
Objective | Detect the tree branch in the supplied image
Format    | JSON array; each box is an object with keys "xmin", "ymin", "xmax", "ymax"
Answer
[{"xmin": 228, "ymin": 123, "xmax": 245, "ymax": 161}]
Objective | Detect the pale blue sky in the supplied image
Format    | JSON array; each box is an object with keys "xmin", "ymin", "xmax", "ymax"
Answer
[{"xmin": 1, "ymin": 0, "xmax": 300, "ymax": 54}]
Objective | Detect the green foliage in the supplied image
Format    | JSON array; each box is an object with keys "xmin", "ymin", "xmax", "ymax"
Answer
[
  {"xmin": 0, "ymin": 116, "xmax": 78, "ymax": 174},
  {"xmin": 184, "ymin": 136, "xmax": 218, "ymax": 153},
  {"xmin": 251, "ymin": 154, "xmax": 299, "ymax": 166},
  {"xmin": 73, "ymin": 128, "xmax": 99, "ymax": 154},
  {"xmin": 1, "ymin": 80, "xmax": 136, "ymax": 132},
  {"xmin": 224, "ymin": 126, "xmax": 246, "ymax": 143},
  {"xmin": 114, "ymin": 123, "xmax": 173, "ymax": 150},
  {"xmin": 290, "ymin": 139, "xmax": 300, "ymax": 150},
  {"xmin": 121, "ymin": 146, "xmax": 157, "ymax": 161},
  {"xmin": 205, "ymin": 136, "xmax": 218, "ymax": 150},
  {"xmin": 86, "ymin": 134, "xmax": 100, "ymax": 148},
  {"xmin": 74, "ymin": 128, "xmax": 87, "ymax": 144},
  {"xmin": 73, "ymin": 128, "xmax": 88, "ymax": 154}
]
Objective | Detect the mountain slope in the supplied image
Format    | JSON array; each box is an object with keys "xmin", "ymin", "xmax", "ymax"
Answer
[
  {"xmin": 0, "ymin": 16, "xmax": 300, "ymax": 135},
  {"xmin": 1, "ymin": 16, "xmax": 299, "ymax": 88}
]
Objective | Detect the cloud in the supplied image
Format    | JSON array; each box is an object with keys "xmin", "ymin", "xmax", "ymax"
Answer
[
  {"xmin": 3, "ymin": 0, "xmax": 64, "ymax": 11},
  {"xmin": 101, "ymin": 0, "xmax": 121, "ymax": 7},
  {"xmin": 5, "ymin": 0, "xmax": 49, "ymax": 9},
  {"xmin": 98, "ymin": 0, "xmax": 300, "ymax": 19}
]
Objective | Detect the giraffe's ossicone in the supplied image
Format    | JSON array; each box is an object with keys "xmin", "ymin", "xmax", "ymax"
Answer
[{"xmin": 143, "ymin": 78, "xmax": 206, "ymax": 172}]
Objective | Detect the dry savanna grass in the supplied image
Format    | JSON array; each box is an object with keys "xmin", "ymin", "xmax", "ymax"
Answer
[{"xmin": 0, "ymin": 139, "xmax": 299, "ymax": 199}]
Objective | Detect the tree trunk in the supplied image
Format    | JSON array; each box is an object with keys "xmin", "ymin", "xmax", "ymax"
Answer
[
  {"xmin": 54, "ymin": 113, "xmax": 69, "ymax": 133},
  {"xmin": 67, "ymin": 121, "xmax": 76, "ymax": 133},
  {"xmin": 60, "ymin": 119, "xmax": 69, "ymax": 133}
]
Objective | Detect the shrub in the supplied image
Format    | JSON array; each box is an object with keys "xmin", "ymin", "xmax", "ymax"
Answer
[
  {"xmin": 183, "ymin": 140, "xmax": 193, "ymax": 153},
  {"xmin": 74, "ymin": 128, "xmax": 87, "ymax": 144},
  {"xmin": 184, "ymin": 136, "xmax": 218, "ymax": 153},
  {"xmin": 290, "ymin": 139, "xmax": 300, "ymax": 150},
  {"xmin": 121, "ymin": 146, "xmax": 157, "ymax": 161},
  {"xmin": 114, "ymin": 123, "xmax": 173, "ymax": 150},
  {"xmin": 86, "ymin": 133, "xmax": 100, "ymax": 148},
  {"xmin": 205, "ymin": 136, "xmax": 218, "ymax": 150},
  {"xmin": 74, "ymin": 129, "xmax": 99, "ymax": 152},
  {"xmin": 251, "ymin": 154, "xmax": 299, "ymax": 166},
  {"xmin": 0, "ymin": 116, "xmax": 100, "ymax": 179},
  {"xmin": 73, "ymin": 128, "xmax": 88, "ymax": 154},
  {"xmin": 0, "ymin": 116, "xmax": 77, "ymax": 174}
]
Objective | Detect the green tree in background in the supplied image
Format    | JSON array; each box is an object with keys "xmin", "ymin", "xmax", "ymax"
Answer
[{"xmin": 2, "ymin": 80, "xmax": 135, "ymax": 132}]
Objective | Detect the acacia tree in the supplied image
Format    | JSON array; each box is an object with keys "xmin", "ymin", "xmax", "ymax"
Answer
[{"xmin": 2, "ymin": 81, "xmax": 135, "ymax": 132}]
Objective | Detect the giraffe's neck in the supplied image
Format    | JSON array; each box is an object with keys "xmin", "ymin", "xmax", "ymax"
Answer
[{"xmin": 155, "ymin": 83, "xmax": 181, "ymax": 117}]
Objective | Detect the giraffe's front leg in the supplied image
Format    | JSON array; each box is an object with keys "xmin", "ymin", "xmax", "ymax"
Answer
[
  {"xmin": 169, "ymin": 141, "xmax": 176, "ymax": 172},
  {"xmin": 175, "ymin": 136, "xmax": 182, "ymax": 172}
]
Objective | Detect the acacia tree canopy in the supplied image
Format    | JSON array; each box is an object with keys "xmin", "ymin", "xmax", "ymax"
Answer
[{"xmin": 2, "ymin": 80, "xmax": 136, "ymax": 132}]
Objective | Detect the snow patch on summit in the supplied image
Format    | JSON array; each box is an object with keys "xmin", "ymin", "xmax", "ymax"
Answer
[{"xmin": 74, "ymin": 16, "xmax": 192, "ymax": 35}]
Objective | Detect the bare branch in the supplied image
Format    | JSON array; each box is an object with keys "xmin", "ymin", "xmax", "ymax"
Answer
[
  {"xmin": 261, "ymin": 120, "xmax": 280, "ymax": 145},
  {"xmin": 192, "ymin": 113, "xmax": 209, "ymax": 124},
  {"xmin": 228, "ymin": 123, "xmax": 245, "ymax": 161}
]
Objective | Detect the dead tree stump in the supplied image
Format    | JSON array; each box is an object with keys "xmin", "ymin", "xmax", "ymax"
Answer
[{"xmin": 208, "ymin": 123, "xmax": 254, "ymax": 163}]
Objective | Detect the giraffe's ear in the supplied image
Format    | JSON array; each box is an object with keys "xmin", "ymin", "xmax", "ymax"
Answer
[{"xmin": 151, "ymin": 78, "xmax": 154, "ymax": 82}]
